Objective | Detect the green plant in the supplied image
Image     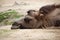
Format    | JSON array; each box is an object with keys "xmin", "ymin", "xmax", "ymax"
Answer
[{"xmin": 0, "ymin": 9, "xmax": 23, "ymax": 25}]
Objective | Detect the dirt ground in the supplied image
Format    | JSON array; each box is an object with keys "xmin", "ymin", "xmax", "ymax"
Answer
[{"xmin": 0, "ymin": 25, "xmax": 60, "ymax": 40}]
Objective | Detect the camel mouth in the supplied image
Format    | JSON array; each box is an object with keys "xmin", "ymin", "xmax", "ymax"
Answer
[
  {"xmin": 19, "ymin": 24, "xmax": 26, "ymax": 29},
  {"xmin": 19, "ymin": 24, "xmax": 32, "ymax": 29}
]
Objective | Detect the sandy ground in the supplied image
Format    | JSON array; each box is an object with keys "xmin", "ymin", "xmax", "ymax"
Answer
[{"xmin": 0, "ymin": 25, "xmax": 60, "ymax": 40}]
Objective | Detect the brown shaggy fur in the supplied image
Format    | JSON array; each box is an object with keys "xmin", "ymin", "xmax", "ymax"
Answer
[
  {"xmin": 11, "ymin": 4, "xmax": 60, "ymax": 29},
  {"xmin": 38, "ymin": 4, "xmax": 60, "ymax": 28}
]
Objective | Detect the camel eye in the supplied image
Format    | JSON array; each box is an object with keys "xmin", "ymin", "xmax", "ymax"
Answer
[{"xmin": 24, "ymin": 18, "xmax": 33, "ymax": 23}]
